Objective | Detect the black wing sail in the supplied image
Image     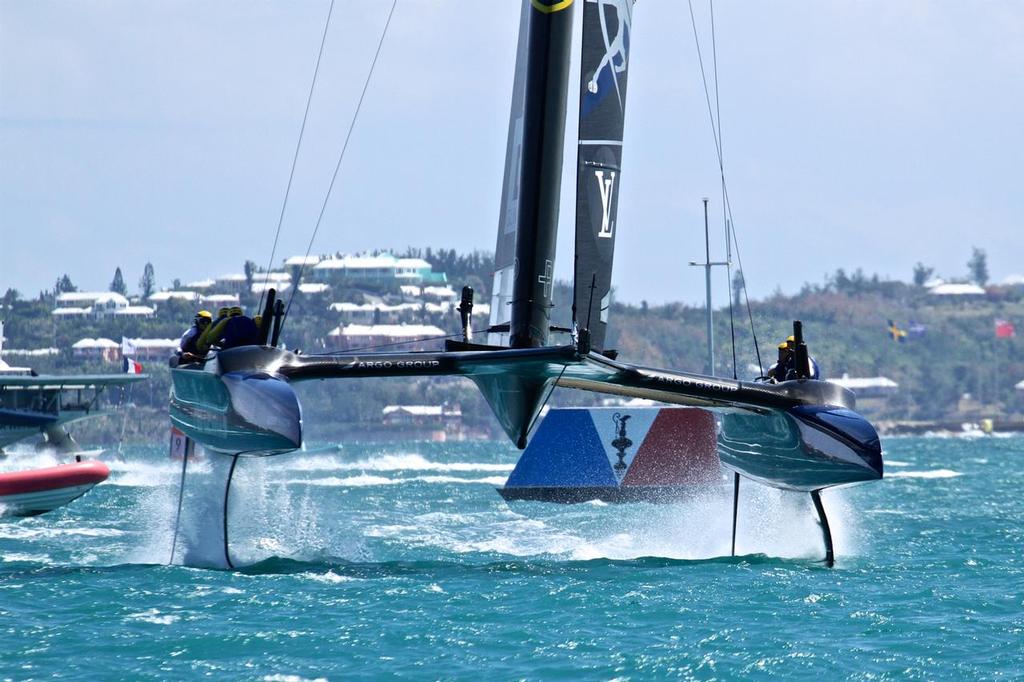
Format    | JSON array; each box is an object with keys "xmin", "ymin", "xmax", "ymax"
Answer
[
  {"xmin": 486, "ymin": 0, "xmax": 574, "ymax": 350},
  {"xmin": 487, "ymin": 1, "xmax": 532, "ymax": 348},
  {"xmin": 573, "ymin": 0, "xmax": 634, "ymax": 352}
]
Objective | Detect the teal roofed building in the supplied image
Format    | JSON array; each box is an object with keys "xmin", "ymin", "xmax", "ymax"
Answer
[{"xmin": 309, "ymin": 253, "xmax": 447, "ymax": 287}]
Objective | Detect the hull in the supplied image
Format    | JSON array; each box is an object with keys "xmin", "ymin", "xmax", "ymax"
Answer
[
  {"xmin": 718, "ymin": 406, "xmax": 883, "ymax": 492},
  {"xmin": 0, "ymin": 460, "xmax": 109, "ymax": 517},
  {"xmin": 0, "ymin": 409, "xmax": 111, "ymax": 452},
  {"xmin": 0, "ymin": 425, "xmax": 41, "ymax": 450},
  {"xmin": 170, "ymin": 364, "xmax": 302, "ymax": 455},
  {"xmin": 499, "ymin": 405, "xmax": 883, "ymax": 503}
]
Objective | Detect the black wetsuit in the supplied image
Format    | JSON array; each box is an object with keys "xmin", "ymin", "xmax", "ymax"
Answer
[
  {"xmin": 218, "ymin": 316, "xmax": 261, "ymax": 349},
  {"xmin": 179, "ymin": 325, "xmax": 203, "ymax": 355}
]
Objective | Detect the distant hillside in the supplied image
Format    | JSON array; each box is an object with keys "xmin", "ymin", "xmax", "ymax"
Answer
[
  {"xmin": 603, "ymin": 276, "xmax": 1024, "ymax": 421},
  {"xmin": 3, "ymin": 259, "xmax": 1023, "ymax": 447}
]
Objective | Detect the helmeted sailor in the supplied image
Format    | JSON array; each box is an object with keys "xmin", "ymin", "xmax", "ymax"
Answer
[
  {"xmin": 218, "ymin": 307, "xmax": 261, "ymax": 349},
  {"xmin": 767, "ymin": 337, "xmax": 795, "ymax": 382},
  {"xmin": 178, "ymin": 310, "xmax": 212, "ymax": 357},
  {"xmin": 767, "ymin": 335, "xmax": 820, "ymax": 382},
  {"xmin": 195, "ymin": 307, "xmax": 232, "ymax": 355}
]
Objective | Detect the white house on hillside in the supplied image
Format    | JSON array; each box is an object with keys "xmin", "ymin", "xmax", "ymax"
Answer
[
  {"xmin": 327, "ymin": 323, "xmax": 446, "ymax": 351},
  {"xmin": 928, "ymin": 282, "xmax": 986, "ymax": 297},
  {"xmin": 828, "ymin": 374, "xmax": 899, "ymax": 398},
  {"xmin": 53, "ymin": 292, "xmax": 153, "ymax": 319},
  {"xmin": 148, "ymin": 290, "xmax": 200, "ymax": 304}
]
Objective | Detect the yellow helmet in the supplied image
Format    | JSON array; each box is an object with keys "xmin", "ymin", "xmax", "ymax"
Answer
[
  {"xmin": 197, "ymin": 310, "xmax": 212, "ymax": 319},
  {"xmin": 229, "ymin": 306, "xmax": 243, "ymax": 317},
  {"xmin": 217, "ymin": 307, "xmax": 230, "ymax": 318},
  {"xmin": 787, "ymin": 335, "xmax": 795, "ymax": 343},
  {"xmin": 778, "ymin": 342, "xmax": 788, "ymax": 350}
]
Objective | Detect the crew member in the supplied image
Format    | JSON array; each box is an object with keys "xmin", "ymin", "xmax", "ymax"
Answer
[
  {"xmin": 219, "ymin": 307, "xmax": 261, "ymax": 349},
  {"xmin": 195, "ymin": 307, "xmax": 232, "ymax": 355},
  {"xmin": 767, "ymin": 336, "xmax": 796, "ymax": 382},
  {"xmin": 177, "ymin": 310, "xmax": 212, "ymax": 361},
  {"xmin": 767, "ymin": 335, "xmax": 821, "ymax": 382}
]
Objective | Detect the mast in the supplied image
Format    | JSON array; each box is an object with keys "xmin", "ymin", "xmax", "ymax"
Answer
[
  {"xmin": 507, "ymin": 0, "xmax": 575, "ymax": 349},
  {"xmin": 704, "ymin": 199, "xmax": 714, "ymax": 374},
  {"xmin": 689, "ymin": 198, "xmax": 729, "ymax": 376}
]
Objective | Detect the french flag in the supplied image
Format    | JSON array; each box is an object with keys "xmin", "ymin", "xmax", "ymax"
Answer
[{"xmin": 123, "ymin": 357, "xmax": 144, "ymax": 374}]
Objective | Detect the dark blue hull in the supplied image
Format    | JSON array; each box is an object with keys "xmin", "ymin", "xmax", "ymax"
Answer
[
  {"xmin": 718, "ymin": 406, "xmax": 883, "ymax": 492},
  {"xmin": 169, "ymin": 365, "xmax": 301, "ymax": 456}
]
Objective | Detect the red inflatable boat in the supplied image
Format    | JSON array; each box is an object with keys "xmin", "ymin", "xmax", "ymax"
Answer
[{"xmin": 0, "ymin": 460, "xmax": 110, "ymax": 517}]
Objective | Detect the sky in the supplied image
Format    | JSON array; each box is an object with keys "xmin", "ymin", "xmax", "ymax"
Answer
[{"xmin": 1, "ymin": 1, "xmax": 1022, "ymax": 306}]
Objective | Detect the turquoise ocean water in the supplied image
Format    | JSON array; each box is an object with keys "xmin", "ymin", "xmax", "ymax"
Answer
[{"xmin": 1, "ymin": 436, "xmax": 1022, "ymax": 679}]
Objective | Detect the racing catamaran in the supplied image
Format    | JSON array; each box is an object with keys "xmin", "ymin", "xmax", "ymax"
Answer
[
  {"xmin": 0, "ymin": 321, "xmax": 146, "ymax": 514},
  {"xmin": 1, "ymin": 321, "xmax": 146, "ymax": 455},
  {"xmin": 169, "ymin": 0, "xmax": 881, "ymax": 566}
]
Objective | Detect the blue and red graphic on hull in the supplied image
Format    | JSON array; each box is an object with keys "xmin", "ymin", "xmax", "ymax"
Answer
[{"xmin": 499, "ymin": 407, "xmax": 721, "ymax": 503}]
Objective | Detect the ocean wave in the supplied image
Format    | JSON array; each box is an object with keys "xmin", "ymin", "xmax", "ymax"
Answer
[
  {"xmin": 300, "ymin": 570, "xmax": 356, "ymax": 584},
  {"xmin": 886, "ymin": 469, "xmax": 962, "ymax": 479},
  {"xmin": 1, "ymin": 552, "xmax": 52, "ymax": 564},
  {"xmin": 289, "ymin": 474, "xmax": 507, "ymax": 487},
  {"xmin": 0, "ymin": 526, "xmax": 125, "ymax": 540},
  {"xmin": 415, "ymin": 475, "xmax": 507, "ymax": 486},
  {"xmin": 297, "ymin": 475, "xmax": 401, "ymax": 487},
  {"xmin": 284, "ymin": 453, "xmax": 513, "ymax": 474},
  {"xmin": 124, "ymin": 609, "xmax": 180, "ymax": 625}
]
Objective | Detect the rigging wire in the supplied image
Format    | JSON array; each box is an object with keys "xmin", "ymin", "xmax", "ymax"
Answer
[
  {"xmin": 686, "ymin": 0, "xmax": 764, "ymax": 375},
  {"xmin": 708, "ymin": 0, "xmax": 738, "ymax": 380},
  {"xmin": 524, "ymin": 365, "xmax": 569, "ymax": 444},
  {"xmin": 257, "ymin": 0, "xmax": 337, "ymax": 314},
  {"xmin": 725, "ymin": 188, "xmax": 764, "ymax": 374},
  {"xmin": 281, "ymin": 0, "xmax": 399, "ymax": 334}
]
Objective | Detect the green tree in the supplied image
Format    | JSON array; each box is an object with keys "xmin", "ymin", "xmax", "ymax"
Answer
[
  {"xmin": 139, "ymin": 262, "xmax": 156, "ymax": 299},
  {"xmin": 110, "ymin": 267, "xmax": 128, "ymax": 295},
  {"xmin": 967, "ymin": 247, "xmax": 989, "ymax": 286},
  {"xmin": 54, "ymin": 274, "xmax": 77, "ymax": 294},
  {"xmin": 732, "ymin": 270, "xmax": 745, "ymax": 308},
  {"xmin": 912, "ymin": 262, "xmax": 934, "ymax": 287},
  {"xmin": 244, "ymin": 260, "xmax": 256, "ymax": 291}
]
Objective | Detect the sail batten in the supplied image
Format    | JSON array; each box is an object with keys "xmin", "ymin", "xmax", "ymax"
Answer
[{"xmin": 573, "ymin": 0, "xmax": 634, "ymax": 352}]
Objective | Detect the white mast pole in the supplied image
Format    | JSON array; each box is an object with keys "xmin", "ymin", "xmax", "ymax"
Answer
[{"xmin": 689, "ymin": 198, "xmax": 729, "ymax": 377}]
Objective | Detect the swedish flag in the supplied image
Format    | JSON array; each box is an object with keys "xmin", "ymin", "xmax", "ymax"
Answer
[{"xmin": 887, "ymin": 320, "xmax": 908, "ymax": 343}]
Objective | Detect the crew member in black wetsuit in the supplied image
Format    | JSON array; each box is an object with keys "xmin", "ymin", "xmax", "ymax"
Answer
[
  {"xmin": 218, "ymin": 307, "xmax": 261, "ymax": 349},
  {"xmin": 177, "ymin": 310, "xmax": 212, "ymax": 363},
  {"xmin": 195, "ymin": 307, "xmax": 232, "ymax": 355},
  {"xmin": 767, "ymin": 335, "xmax": 821, "ymax": 382},
  {"xmin": 767, "ymin": 336, "xmax": 796, "ymax": 382}
]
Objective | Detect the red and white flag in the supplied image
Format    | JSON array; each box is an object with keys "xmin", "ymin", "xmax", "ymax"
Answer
[
  {"xmin": 995, "ymin": 319, "xmax": 1016, "ymax": 338},
  {"xmin": 123, "ymin": 357, "xmax": 144, "ymax": 374}
]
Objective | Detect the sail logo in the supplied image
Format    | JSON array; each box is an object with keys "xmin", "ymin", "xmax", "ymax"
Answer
[
  {"xmin": 583, "ymin": 0, "xmax": 633, "ymax": 115},
  {"xmin": 595, "ymin": 170, "xmax": 616, "ymax": 238}
]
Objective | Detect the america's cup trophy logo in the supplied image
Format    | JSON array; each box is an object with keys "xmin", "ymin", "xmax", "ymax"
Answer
[{"xmin": 611, "ymin": 412, "xmax": 633, "ymax": 480}]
